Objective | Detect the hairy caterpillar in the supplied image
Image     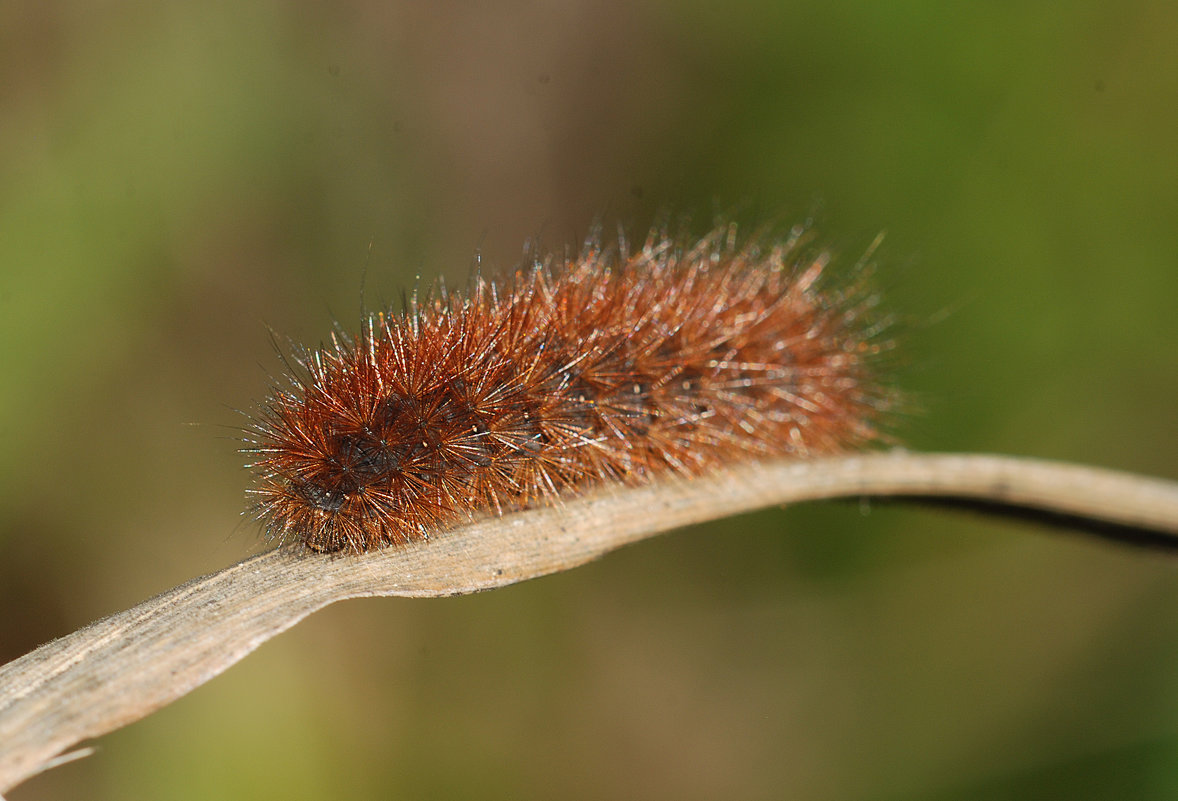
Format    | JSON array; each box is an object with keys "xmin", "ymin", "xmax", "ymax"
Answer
[{"xmin": 245, "ymin": 226, "xmax": 895, "ymax": 553}]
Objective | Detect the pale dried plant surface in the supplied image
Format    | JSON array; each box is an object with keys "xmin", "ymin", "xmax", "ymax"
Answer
[{"xmin": 3, "ymin": 452, "xmax": 1178, "ymax": 794}]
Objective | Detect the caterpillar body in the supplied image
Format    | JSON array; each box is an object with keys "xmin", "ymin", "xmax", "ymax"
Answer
[{"xmin": 246, "ymin": 227, "xmax": 894, "ymax": 553}]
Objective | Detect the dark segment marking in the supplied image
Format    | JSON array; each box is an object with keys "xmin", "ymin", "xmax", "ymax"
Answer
[
  {"xmin": 295, "ymin": 480, "xmax": 347, "ymax": 513},
  {"xmin": 331, "ymin": 431, "xmax": 405, "ymax": 480},
  {"xmin": 372, "ymin": 392, "xmax": 414, "ymax": 430}
]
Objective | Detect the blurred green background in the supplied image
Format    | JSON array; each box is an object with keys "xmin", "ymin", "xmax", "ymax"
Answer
[{"xmin": 3, "ymin": 1, "xmax": 1178, "ymax": 799}]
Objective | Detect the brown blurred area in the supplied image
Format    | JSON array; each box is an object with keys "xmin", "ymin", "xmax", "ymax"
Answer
[{"xmin": 3, "ymin": 2, "xmax": 1178, "ymax": 799}]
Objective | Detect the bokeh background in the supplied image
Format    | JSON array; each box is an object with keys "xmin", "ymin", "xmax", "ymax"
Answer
[{"xmin": 3, "ymin": 2, "xmax": 1178, "ymax": 799}]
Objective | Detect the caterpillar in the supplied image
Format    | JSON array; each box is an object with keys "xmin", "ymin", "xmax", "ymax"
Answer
[{"xmin": 244, "ymin": 225, "xmax": 895, "ymax": 553}]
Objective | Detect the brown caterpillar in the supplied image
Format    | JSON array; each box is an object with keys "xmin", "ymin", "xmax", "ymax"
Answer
[{"xmin": 244, "ymin": 226, "xmax": 895, "ymax": 553}]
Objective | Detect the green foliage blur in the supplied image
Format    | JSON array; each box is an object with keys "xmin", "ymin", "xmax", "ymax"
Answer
[{"xmin": 2, "ymin": 2, "xmax": 1177, "ymax": 799}]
